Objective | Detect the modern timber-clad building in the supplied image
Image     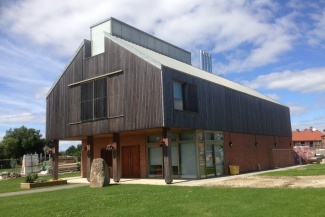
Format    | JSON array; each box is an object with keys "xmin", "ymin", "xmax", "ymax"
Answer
[{"xmin": 46, "ymin": 18, "xmax": 294, "ymax": 183}]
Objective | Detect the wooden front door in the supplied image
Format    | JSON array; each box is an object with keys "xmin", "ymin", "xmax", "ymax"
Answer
[{"xmin": 122, "ymin": 145, "xmax": 140, "ymax": 178}]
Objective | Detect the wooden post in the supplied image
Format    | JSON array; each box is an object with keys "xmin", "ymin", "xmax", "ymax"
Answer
[
  {"xmin": 52, "ymin": 140, "xmax": 59, "ymax": 180},
  {"xmin": 113, "ymin": 133, "xmax": 121, "ymax": 182},
  {"xmin": 86, "ymin": 136, "xmax": 94, "ymax": 182},
  {"xmin": 163, "ymin": 127, "xmax": 173, "ymax": 184}
]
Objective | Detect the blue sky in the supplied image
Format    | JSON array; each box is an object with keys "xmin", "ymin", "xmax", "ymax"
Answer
[{"xmin": 0, "ymin": 0, "xmax": 325, "ymax": 150}]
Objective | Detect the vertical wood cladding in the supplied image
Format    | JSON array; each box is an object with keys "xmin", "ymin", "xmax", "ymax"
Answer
[
  {"xmin": 162, "ymin": 67, "xmax": 291, "ymax": 137},
  {"xmin": 68, "ymin": 85, "xmax": 80, "ymax": 124},
  {"xmin": 46, "ymin": 38, "xmax": 163, "ymax": 140},
  {"xmin": 107, "ymin": 73, "xmax": 124, "ymax": 117}
]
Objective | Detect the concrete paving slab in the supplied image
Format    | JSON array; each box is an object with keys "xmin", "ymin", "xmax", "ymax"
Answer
[{"xmin": 63, "ymin": 165, "xmax": 304, "ymax": 187}]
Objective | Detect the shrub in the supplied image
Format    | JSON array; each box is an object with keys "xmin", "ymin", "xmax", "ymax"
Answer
[{"xmin": 25, "ymin": 173, "xmax": 38, "ymax": 183}]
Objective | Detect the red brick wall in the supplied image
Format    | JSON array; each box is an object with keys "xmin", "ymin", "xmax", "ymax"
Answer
[
  {"xmin": 272, "ymin": 149, "xmax": 296, "ymax": 168},
  {"xmin": 224, "ymin": 132, "xmax": 294, "ymax": 174},
  {"xmin": 80, "ymin": 133, "xmax": 147, "ymax": 178}
]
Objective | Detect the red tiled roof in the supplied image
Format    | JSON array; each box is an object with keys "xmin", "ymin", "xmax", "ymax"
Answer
[{"xmin": 292, "ymin": 130, "xmax": 323, "ymax": 142}]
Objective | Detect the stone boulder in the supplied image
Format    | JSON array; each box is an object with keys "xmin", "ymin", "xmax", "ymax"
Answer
[{"xmin": 90, "ymin": 158, "xmax": 110, "ymax": 188}]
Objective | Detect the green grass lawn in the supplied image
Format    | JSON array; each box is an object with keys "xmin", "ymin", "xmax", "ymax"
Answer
[
  {"xmin": 260, "ymin": 164, "xmax": 325, "ymax": 176},
  {"xmin": 0, "ymin": 184, "xmax": 324, "ymax": 217},
  {"xmin": 0, "ymin": 167, "xmax": 22, "ymax": 173},
  {"xmin": 0, "ymin": 172, "xmax": 81, "ymax": 194},
  {"xmin": 2, "ymin": 166, "xmax": 325, "ymax": 216}
]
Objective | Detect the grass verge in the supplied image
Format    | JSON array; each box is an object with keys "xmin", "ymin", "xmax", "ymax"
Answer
[
  {"xmin": 260, "ymin": 164, "xmax": 325, "ymax": 176},
  {"xmin": 0, "ymin": 184, "xmax": 324, "ymax": 216},
  {"xmin": 0, "ymin": 172, "xmax": 81, "ymax": 194}
]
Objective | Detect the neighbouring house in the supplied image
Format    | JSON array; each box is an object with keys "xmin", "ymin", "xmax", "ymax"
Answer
[
  {"xmin": 46, "ymin": 18, "xmax": 294, "ymax": 184},
  {"xmin": 292, "ymin": 128, "xmax": 324, "ymax": 148}
]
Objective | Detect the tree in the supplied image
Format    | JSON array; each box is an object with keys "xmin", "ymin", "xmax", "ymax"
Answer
[
  {"xmin": 65, "ymin": 145, "xmax": 77, "ymax": 156},
  {"xmin": 65, "ymin": 144, "xmax": 81, "ymax": 158},
  {"xmin": 1, "ymin": 126, "xmax": 49, "ymax": 159},
  {"xmin": 0, "ymin": 142, "xmax": 6, "ymax": 159}
]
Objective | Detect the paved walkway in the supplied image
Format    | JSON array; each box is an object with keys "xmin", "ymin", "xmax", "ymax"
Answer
[
  {"xmin": 0, "ymin": 165, "xmax": 304, "ymax": 197},
  {"xmin": 0, "ymin": 183, "xmax": 88, "ymax": 198}
]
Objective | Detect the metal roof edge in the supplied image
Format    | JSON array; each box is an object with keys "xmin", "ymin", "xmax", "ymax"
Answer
[
  {"xmin": 46, "ymin": 40, "xmax": 86, "ymax": 98},
  {"xmin": 90, "ymin": 17, "xmax": 113, "ymax": 28},
  {"xmin": 104, "ymin": 32, "xmax": 162, "ymax": 70}
]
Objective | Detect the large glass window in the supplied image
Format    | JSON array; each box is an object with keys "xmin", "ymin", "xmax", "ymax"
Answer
[
  {"xmin": 205, "ymin": 144, "xmax": 215, "ymax": 177},
  {"xmin": 199, "ymin": 142, "xmax": 206, "ymax": 178},
  {"xmin": 81, "ymin": 81, "xmax": 94, "ymax": 121},
  {"xmin": 180, "ymin": 143, "xmax": 197, "ymax": 178},
  {"xmin": 94, "ymin": 78, "xmax": 107, "ymax": 119},
  {"xmin": 172, "ymin": 146, "xmax": 179, "ymax": 175},
  {"xmin": 199, "ymin": 131, "xmax": 225, "ymax": 177},
  {"xmin": 147, "ymin": 131, "xmax": 197, "ymax": 179},
  {"xmin": 173, "ymin": 81, "xmax": 184, "ymax": 110},
  {"xmin": 179, "ymin": 132, "xmax": 194, "ymax": 141},
  {"xmin": 148, "ymin": 147, "xmax": 163, "ymax": 177},
  {"xmin": 81, "ymin": 77, "xmax": 107, "ymax": 121},
  {"xmin": 214, "ymin": 144, "xmax": 224, "ymax": 176}
]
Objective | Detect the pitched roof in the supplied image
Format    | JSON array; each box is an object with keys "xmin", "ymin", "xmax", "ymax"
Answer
[
  {"xmin": 292, "ymin": 130, "xmax": 323, "ymax": 142},
  {"xmin": 104, "ymin": 33, "xmax": 281, "ymax": 105}
]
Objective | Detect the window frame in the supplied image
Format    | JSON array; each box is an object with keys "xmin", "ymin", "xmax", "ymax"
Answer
[
  {"xmin": 172, "ymin": 80, "xmax": 198, "ymax": 113},
  {"xmin": 173, "ymin": 81, "xmax": 185, "ymax": 111},
  {"xmin": 80, "ymin": 77, "xmax": 108, "ymax": 122}
]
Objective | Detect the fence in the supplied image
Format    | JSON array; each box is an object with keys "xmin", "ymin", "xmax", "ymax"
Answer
[
  {"xmin": 0, "ymin": 154, "xmax": 54, "ymax": 173},
  {"xmin": 0, "ymin": 158, "xmax": 21, "ymax": 171}
]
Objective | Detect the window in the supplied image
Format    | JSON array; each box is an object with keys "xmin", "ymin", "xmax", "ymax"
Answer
[
  {"xmin": 173, "ymin": 81, "xmax": 184, "ymax": 110},
  {"xmin": 81, "ymin": 77, "xmax": 107, "ymax": 121},
  {"xmin": 94, "ymin": 78, "xmax": 107, "ymax": 119},
  {"xmin": 173, "ymin": 81, "xmax": 198, "ymax": 112}
]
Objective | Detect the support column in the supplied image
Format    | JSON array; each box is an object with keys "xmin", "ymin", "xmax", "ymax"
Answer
[
  {"xmin": 86, "ymin": 136, "xmax": 94, "ymax": 182},
  {"xmin": 113, "ymin": 133, "xmax": 121, "ymax": 182},
  {"xmin": 163, "ymin": 127, "xmax": 173, "ymax": 184},
  {"xmin": 52, "ymin": 140, "xmax": 59, "ymax": 180}
]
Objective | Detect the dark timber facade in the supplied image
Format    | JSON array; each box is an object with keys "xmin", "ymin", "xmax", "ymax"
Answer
[{"xmin": 46, "ymin": 18, "xmax": 294, "ymax": 183}]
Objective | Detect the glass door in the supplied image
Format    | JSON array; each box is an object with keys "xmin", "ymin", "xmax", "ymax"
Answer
[
  {"xmin": 199, "ymin": 142, "xmax": 206, "ymax": 178},
  {"xmin": 180, "ymin": 143, "xmax": 197, "ymax": 178},
  {"xmin": 214, "ymin": 144, "xmax": 224, "ymax": 176},
  {"xmin": 205, "ymin": 144, "xmax": 215, "ymax": 177},
  {"xmin": 148, "ymin": 147, "xmax": 163, "ymax": 177}
]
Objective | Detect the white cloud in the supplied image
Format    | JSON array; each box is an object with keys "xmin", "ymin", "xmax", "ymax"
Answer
[
  {"xmin": 265, "ymin": 93, "xmax": 280, "ymax": 101},
  {"xmin": 0, "ymin": 113, "xmax": 45, "ymax": 124},
  {"xmin": 307, "ymin": 6, "xmax": 325, "ymax": 46},
  {"xmin": 0, "ymin": 0, "xmax": 300, "ymax": 73},
  {"xmin": 0, "ymin": 94, "xmax": 44, "ymax": 114},
  {"xmin": 292, "ymin": 116, "xmax": 325, "ymax": 132},
  {"xmin": 34, "ymin": 87, "xmax": 51, "ymax": 100},
  {"xmin": 286, "ymin": 103, "xmax": 309, "ymax": 116},
  {"xmin": 242, "ymin": 67, "xmax": 325, "ymax": 93}
]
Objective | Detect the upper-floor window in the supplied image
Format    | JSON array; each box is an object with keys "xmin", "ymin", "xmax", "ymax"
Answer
[
  {"xmin": 81, "ymin": 77, "xmax": 107, "ymax": 121},
  {"xmin": 173, "ymin": 81, "xmax": 198, "ymax": 112},
  {"xmin": 173, "ymin": 81, "xmax": 184, "ymax": 110},
  {"xmin": 68, "ymin": 70, "xmax": 124, "ymax": 124}
]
